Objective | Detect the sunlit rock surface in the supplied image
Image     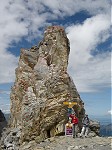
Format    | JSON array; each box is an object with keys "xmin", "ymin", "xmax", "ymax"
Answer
[{"xmin": 9, "ymin": 26, "xmax": 85, "ymax": 143}]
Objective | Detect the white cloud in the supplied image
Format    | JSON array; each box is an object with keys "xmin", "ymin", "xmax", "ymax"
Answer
[
  {"xmin": 0, "ymin": 52, "xmax": 18, "ymax": 83},
  {"xmin": 67, "ymin": 14, "xmax": 111, "ymax": 92},
  {"xmin": 108, "ymin": 110, "xmax": 112, "ymax": 115},
  {"xmin": 0, "ymin": 0, "xmax": 49, "ymax": 84},
  {"xmin": 0, "ymin": 103, "xmax": 10, "ymax": 114},
  {"xmin": 0, "ymin": 90, "xmax": 10, "ymax": 95},
  {"xmin": 0, "ymin": 0, "xmax": 111, "ymax": 90},
  {"xmin": 41, "ymin": 0, "xmax": 110, "ymax": 16}
]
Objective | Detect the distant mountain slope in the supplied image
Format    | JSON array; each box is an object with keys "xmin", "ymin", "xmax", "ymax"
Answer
[
  {"xmin": 0, "ymin": 110, "xmax": 7, "ymax": 137},
  {"xmin": 4, "ymin": 113, "xmax": 10, "ymax": 122},
  {"xmin": 100, "ymin": 124, "xmax": 112, "ymax": 136}
]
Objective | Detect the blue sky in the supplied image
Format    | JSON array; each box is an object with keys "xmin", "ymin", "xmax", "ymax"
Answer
[{"xmin": 0, "ymin": 0, "xmax": 111, "ymax": 122}]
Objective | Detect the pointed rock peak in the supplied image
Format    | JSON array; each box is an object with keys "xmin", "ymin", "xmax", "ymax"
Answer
[
  {"xmin": 8, "ymin": 26, "xmax": 85, "ymax": 145},
  {"xmin": 44, "ymin": 26, "xmax": 64, "ymax": 33}
]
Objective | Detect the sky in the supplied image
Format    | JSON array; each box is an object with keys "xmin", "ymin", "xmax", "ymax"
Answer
[{"xmin": 0, "ymin": 0, "xmax": 111, "ymax": 122}]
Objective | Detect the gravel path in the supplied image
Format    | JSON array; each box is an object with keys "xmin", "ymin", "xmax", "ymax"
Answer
[{"xmin": 34, "ymin": 136, "xmax": 111, "ymax": 150}]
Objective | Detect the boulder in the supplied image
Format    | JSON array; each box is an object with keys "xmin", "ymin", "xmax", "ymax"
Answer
[{"xmin": 89, "ymin": 120, "xmax": 100, "ymax": 135}]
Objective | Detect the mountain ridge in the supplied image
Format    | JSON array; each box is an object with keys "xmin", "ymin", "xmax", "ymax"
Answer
[{"xmin": 100, "ymin": 124, "xmax": 112, "ymax": 137}]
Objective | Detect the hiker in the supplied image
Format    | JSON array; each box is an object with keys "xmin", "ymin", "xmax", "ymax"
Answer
[
  {"xmin": 69, "ymin": 112, "xmax": 79, "ymax": 138},
  {"xmin": 80, "ymin": 114, "xmax": 90, "ymax": 138},
  {"xmin": 68, "ymin": 107, "xmax": 75, "ymax": 117}
]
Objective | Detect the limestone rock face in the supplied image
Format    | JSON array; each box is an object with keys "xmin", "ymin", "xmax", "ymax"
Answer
[
  {"xmin": 10, "ymin": 26, "xmax": 85, "ymax": 143},
  {"xmin": 0, "ymin": 110, "xmax": 7, "ymax": 137}
]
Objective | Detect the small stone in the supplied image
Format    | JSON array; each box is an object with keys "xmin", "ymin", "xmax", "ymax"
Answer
[{"xmin": 74, "ymin": 146, "xmax": 79, "ymax": 149}]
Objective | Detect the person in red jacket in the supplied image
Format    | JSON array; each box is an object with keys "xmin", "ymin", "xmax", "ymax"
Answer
[{"xmin": 69, "ymin": 113, "xmax": 79, "ymax": 138}]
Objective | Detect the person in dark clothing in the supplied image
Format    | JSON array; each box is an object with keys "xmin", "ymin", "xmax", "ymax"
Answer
[{"xmin": 80, "ymin": 114, "xmax": 90, "ymax": 138}]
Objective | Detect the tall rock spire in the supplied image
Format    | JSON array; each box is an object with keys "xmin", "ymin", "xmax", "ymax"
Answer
[{"xmin": 10, "ymin": 26, "xmax": 85, "ymax": 143}]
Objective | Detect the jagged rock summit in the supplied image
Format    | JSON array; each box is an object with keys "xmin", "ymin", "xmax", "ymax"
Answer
[
  {"xmin": 10, "ymin": 25, "xmax": 85, "ymax": 141},
  {"xmin": 2, "ymin": 26, "xmax": 86, "ymax": 149}
]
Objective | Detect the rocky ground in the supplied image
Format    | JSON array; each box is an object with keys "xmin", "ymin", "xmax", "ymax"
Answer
[
  {"xmin": 19, "ymin": 135, "xmax": 111, "ymax": 150},
  {"xmin": 0, "ymin": 127, "xmax": 111, "ymax": 150}
]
